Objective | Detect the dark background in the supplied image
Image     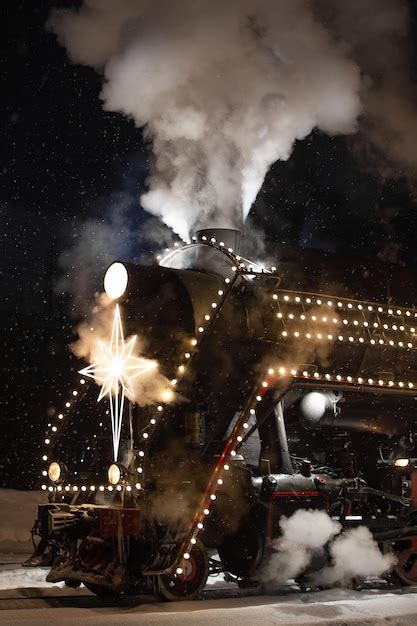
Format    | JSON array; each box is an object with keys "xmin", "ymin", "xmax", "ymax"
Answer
[{"xmin": 1, "ymin": 1, "xmax": 416, "ymax": 489}]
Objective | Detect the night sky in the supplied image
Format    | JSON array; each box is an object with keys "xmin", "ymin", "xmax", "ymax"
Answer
[{"xmin": 1, "ymin": 1, "xmax": 417, "ymax": 488}]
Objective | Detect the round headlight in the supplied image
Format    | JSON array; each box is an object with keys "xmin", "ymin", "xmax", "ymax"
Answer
[
  {"xmin": 104, "ymin": 262, "xmax": 128, "ymax": 300},
  {"xmin": 394, "ymin": 458, "xmax": 410, "ymax": 468},
  {"xmin": 108, "ymin": 463, "xmax": 122, "ymax": 485},
  {"xmin": 48, "ymin": 461, "xmax": 66, "ymax": 484}
]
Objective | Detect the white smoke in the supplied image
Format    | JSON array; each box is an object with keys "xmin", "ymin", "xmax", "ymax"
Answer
[
  {"xmin": 48, "ymin": 0, "xmax": 362, "ymax": 240},
  {"xmin": 261, "ymin": 509, "xmax": 341, "ymax": 583},
  {"xmin": 314, "ymin": 525, "xmax": 396, "ymax": 586},
  {"xmin": 315, "ymin": 0, "xmax": 417, "ymax": 178},
  {"xmin": 261, "ymin": 509, "xmax": 396, "ymax": 587}
]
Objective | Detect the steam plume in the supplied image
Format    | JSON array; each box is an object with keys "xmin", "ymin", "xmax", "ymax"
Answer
[
  {"xmin": 48, "ymin": 0, "xmax": 361, "ymax": 241},
  {"xmin": 313, "ymin": 525, "xmax": 396, "ymax": 586},
  {"xmin": 316, "ymin": 0, "xmax": 417, "ymax": 178},
  {"xmin": 261, "ymin": 509, "xmax": 340, "ymax": 583},
  {"xmin": 261, "ymin": 510, "xmax": 395, "ymax": 586}
]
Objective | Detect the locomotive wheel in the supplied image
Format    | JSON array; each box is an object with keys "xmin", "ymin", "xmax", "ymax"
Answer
[
  {"xmin": 157, "ymin": 540, "xmax": 208, "ymax": 601},
  {"xmin": 389, "ymin": 539, "xmax": 417, "ymax": 586},
  {"xmin": 218, "ymin": 515, "xmax": 264, "ymax": 578}
]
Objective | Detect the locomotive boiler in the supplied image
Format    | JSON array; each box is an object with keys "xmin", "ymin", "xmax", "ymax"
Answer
[{"xmin": 27, "ymin": 227, "xmax": 417, "ymax": 599}]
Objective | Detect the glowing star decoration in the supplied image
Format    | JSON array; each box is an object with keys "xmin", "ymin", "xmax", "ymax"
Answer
[{"xmin": 79, "ymin": 304, "xmax": 156, "ymax": 461}]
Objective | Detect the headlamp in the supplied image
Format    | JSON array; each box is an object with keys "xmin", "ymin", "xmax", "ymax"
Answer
[
  {"xmin": 394, "ymin": 458, "xmax": 410, "ymax": 468},
  {"xmin": 104, "ymin": 262, "xmax": 128, "ymax": 300},
  {"xmin": 48, "ymin": 461, "xmax": 67, "ymax": 484},
  {"xmin": 108, "ymin": 463, "xmax": 126, "ymax": 485}
]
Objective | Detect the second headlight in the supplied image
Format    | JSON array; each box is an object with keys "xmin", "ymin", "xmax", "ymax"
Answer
[
  {"xmin": 108, "ymin": 463, "xmax": 127, "ymax": 485},
  {"xmin": 48, "ymin": 461, "xmax": 67, "ymax": 484}
]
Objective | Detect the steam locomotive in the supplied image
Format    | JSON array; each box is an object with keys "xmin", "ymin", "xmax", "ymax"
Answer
[{"xmin": 27, "ymin": 227, "xmax": 417, "ymax": 599}]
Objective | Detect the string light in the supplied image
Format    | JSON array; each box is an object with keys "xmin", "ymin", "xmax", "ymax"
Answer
[{"xmin": 272, "ymin": 290, "xmax": 416, "ymax": 318}]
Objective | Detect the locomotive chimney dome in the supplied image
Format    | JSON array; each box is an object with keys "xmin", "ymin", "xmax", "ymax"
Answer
[{"xmin": 195, "ymin": 228, "xmax": 241, "ymax": 253}]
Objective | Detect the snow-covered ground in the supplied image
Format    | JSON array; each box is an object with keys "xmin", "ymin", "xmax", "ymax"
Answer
[
  {"xmin": 0, "ymin": 490, "xmax": 416, "ymax": 624},
  {"xmin": 0, "ymin": 555, "xmax": 416, "ymax": 625}
]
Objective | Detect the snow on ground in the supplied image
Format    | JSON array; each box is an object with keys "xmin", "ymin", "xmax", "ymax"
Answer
[
  {"xmin": 0, "ymin": 556, "xmax": 416, "ymax": 625},
  {"xmin": 0, "ymin": 490, "xmax": 46, "ymax": 554},
  {"xmin": 0, "ymin": 559, "xmax": 65, "ymax": 592}
]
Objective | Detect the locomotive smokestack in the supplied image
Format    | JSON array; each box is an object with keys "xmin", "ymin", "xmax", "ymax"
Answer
[{"xmin": 195, "ymin": 228, "xmax": 241, "ymax": 253}]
